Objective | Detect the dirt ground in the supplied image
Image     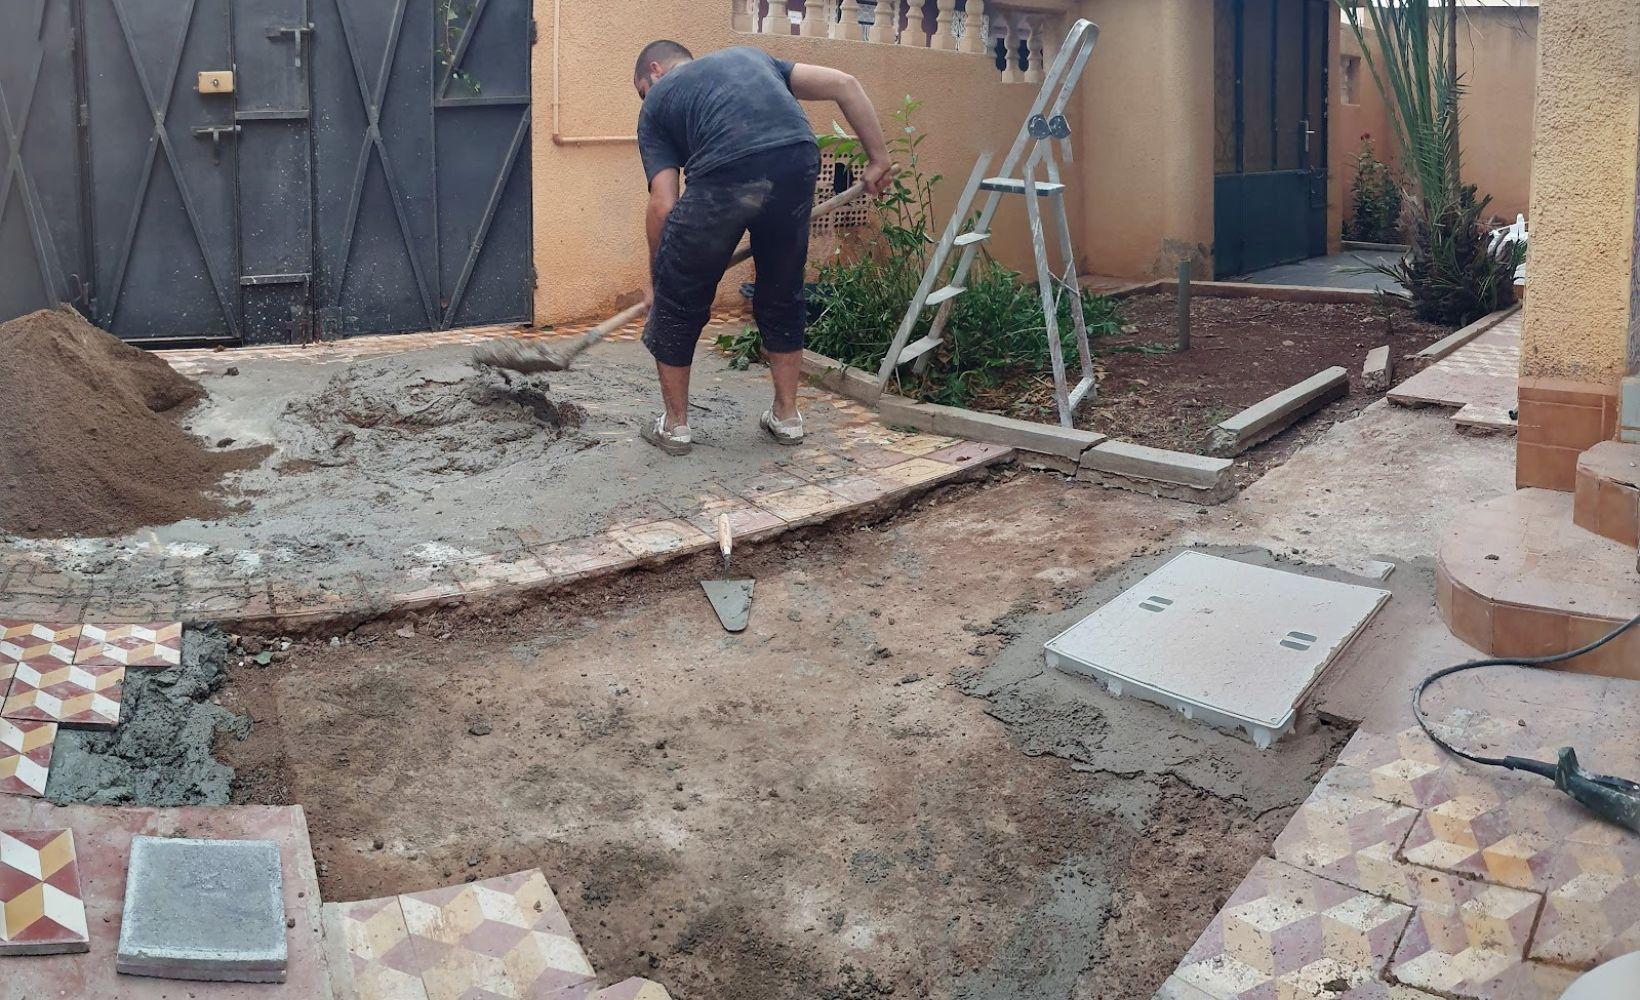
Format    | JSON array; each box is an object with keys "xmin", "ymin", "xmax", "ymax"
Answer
[
  {"xmin": 218, "ymin": 475, "xmax": 1358, "ymax": 1000},
  {"xmin": 976, "ymin": 293, "xmax": 1452, "ymax": 459}
]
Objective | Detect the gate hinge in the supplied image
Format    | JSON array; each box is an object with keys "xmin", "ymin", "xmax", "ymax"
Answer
[
  {"xmin": 530, "ymin": 18, "xmax": 538, "ymax": 44},
  {"xmin": 530, "ymin": 265, "xmax": 539, "ymax": 289},
  {"xmin": 78, "ymin": 103, "xmax": 89, "ymax": 128}
]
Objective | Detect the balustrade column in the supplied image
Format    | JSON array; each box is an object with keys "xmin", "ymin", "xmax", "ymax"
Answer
[
  {"xmin": 835, "ymin": 0, "xmax": 861, "ymax": 39},
  {"xmin": 1024, "ymin": 18, "xmax": 1045, "ymax": 84},
  {"xmin": 868, "ymin": 0, "xmax": 899, "ymax": 44},
  {"xmin": 998, "ymin": 17, "xmax": 1017, "ymax": 83},
  {"xmin": 956, "ymin": 0, "xmax": 986, "ymax": 54},
  {"xmin": 930, "ymin": 0, "xmax": 956, "ymax": 51},
  {"xmin": 732, "ymin": 0, "xmax": 754, "ymax": 33},
  {"xmin": 801, "ymin": 0, "xmax": 829, "ymax": 36},
  {"xmin": 764, "ymin": 0, "xmax": 789, "ymax": 34}
]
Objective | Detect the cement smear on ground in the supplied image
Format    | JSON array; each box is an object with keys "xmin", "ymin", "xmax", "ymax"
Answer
[
  {"xmin": 277, "ymin": 360, "xmax": 586, "ymax": 481},
  {"xmin": 46, "ymin": 627, "xmax": 247, "ymax": 806},
  {"xmin": 149, "ymin": 339, "xmax": 778, "ymax": 580}
]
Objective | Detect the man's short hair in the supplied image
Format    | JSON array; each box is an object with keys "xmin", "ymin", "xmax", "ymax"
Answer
[{"xmin": 634, "ymin": 40, "xmax": 693, "ymax": 81}]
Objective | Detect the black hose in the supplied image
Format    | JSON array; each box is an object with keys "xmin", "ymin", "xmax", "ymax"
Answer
[{"xmin": 1412, "ymin": 612, "xmax": 1640, "ymax": 770}]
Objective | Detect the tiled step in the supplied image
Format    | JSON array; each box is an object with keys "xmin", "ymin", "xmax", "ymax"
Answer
[
  {"xmin": 1436, "ymin": 488, "xmax": 1640, "ymax": 678},
  {"xmin": 1573, "ymin": 439, "xmax": 1640, "ymax": 547}
]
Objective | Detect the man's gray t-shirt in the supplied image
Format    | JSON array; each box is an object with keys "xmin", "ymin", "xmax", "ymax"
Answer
[{"xmin": 637, "ymin": 47, "xmax": 816, "ymax": 186}]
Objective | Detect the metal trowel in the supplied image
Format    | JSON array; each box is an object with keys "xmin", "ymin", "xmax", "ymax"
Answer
[{"xmin": 701, "ymin": 514, "xmax": 754, "ymax": 632}]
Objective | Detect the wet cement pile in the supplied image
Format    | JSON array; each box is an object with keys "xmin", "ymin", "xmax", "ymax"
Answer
[
  {"xmin": 46, "ymin": 626, "xmax": 249, "ymax": 806},
  {"xmin": 276, "ymin": 359, "xmax": 587, "ymax": 482},
  {"xmin": 0, "ymin": 307, "xmax": 265, "ymax": 538}
]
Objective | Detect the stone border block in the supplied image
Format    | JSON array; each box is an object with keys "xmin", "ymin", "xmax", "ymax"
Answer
[
  {"xmin": 1188, "ymin": 281, "xmax": 1381, "ymax": 305},
  {"xmin": 1409, "ymin": 304, "xmax": 1519, "ymax": 371},
  {"xmin": 875, "ymin": 397, "xmax": 1105, "ymax": 460},
  {"xmin": 1079, "ymin": 440, "xmax": 1233, "ymax": 495},
  {"xmin": 799, "ymin": 351, "xmax": 882, "ymax": 406},
  {"xmin": 1211, "ymin": 366, "xmax": 1350, "ymax": 456},
  {"xmin": 1361, "ymin": 346, "xmax": 1391, "ymax": 393}
]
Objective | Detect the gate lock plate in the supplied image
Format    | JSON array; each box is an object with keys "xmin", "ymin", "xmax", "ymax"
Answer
[{"xmin": 197, "ymin": 71, "xmax": 235, "ymax": 94}]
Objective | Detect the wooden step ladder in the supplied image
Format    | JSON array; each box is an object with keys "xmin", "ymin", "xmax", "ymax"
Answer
[{"xmin": 874, "ymin": 19, "xmax": 1101, "ymax": 428}]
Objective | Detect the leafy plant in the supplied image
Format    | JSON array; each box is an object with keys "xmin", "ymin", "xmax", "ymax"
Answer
[
  {"xmin": 797, "ymin": 97, "xmax": 1123, "ymax": 408},
  {"xmin": 437, "ymin": 0, "xmax": 483, "ymax": 95},
  {"xmin": 1343, "ymin": 134, "xmax": 1402, "ymax": 244},
  {"xmin": 714, "ymin": 325, "xmax": 764, "ymax": 371},
  {"xmin": 1337, "ymin": 0, "xmax": 1522, "ymax": 326}
]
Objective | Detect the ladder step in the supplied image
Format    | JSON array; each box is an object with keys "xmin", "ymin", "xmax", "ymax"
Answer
[
  {"xmin": 953, "ymin": 231, "xmax": 991, "ymax": 247},
  {"xmin": 896, "ymin": 334, "xmax": 943, "ymax": 365},
  {"xmin": 925, "ymin": 284, "xmax": 966, "ymax": 306},
  {"xmin": 1068, "ymin": 375, "xmax": 1097, "ymax": 411},
  {"xmin": 980, "ymin": 177, "xmax": 1066, "ymax": 196}
]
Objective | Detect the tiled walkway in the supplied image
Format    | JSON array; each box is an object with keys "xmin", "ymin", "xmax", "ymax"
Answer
[
  {"xmin": 1390, "ymin": 311, "xmax": 1522, "ymax": 434},
  {"xmin": 0, "ymin": 318, "xmax": 1012, "ymax": 629},
  {"xmin": 1158, "ymin": 660, "xmax": 1639, "ymax": 999}
]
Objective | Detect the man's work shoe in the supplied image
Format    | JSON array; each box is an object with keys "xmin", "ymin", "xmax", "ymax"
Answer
[
  {"xmin": 642, "ymin": 414, "xmax": 692, "ymax": 456},
  {"xmin": 760, "ymin": 408, "xmax": 804, "ymax": 446}
]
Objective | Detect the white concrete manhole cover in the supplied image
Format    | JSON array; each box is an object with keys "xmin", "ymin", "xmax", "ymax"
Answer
[{"xmin": 1044, "ymin": 551, "xmax": 1390, "ymax": 748}]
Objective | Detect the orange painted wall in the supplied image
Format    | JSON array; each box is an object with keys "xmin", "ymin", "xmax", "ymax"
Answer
[{"xmin": 1337, "ymin": 9, "xmax": 1538, "ymax": 228}]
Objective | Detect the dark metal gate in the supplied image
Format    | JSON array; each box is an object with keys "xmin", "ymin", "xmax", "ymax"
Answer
[
  {"xmin": 1212, "ymin": 0, "xmax": 1329, "ymax": 279},
  {"xmin": 0, "ymin": 0, "xmax": 534, "ymax": 344}
]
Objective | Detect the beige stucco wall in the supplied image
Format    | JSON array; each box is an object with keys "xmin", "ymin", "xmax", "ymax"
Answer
[
  {"xmin": 1072, "ymin": 0, "xmax": 1214, "ymax": 277},
  {"xmin": 1337, "ymin": 11, "xmax": 1537, "ymax": 225},
  {"xmin": 1522, "ymin": 0, "xmax": 1640, "ymax": 385},
  {"xmin": 533, "ymin": 0, "xmax": 1089, "ymax": 324}
]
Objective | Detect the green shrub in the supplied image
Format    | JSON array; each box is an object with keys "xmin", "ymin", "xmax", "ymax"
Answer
[
  {"xmin": 1343, "ymin": 134, "xmax": 1402, "ymax": 244},
  {"xmin": 798, "ymin": 97, "xmax": 1123, "ymax": 408}
]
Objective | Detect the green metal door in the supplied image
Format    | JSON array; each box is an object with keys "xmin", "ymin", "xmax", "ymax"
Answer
[{"xmin": 1213, "ymin": 0, "xmax": 1329, "ymax": 278}]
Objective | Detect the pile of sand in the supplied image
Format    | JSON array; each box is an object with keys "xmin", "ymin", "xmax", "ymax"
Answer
[
  {"xmin": 277, "ymin": 359, "xmax": 586, "ymax": 480},
  {"xmin": 0, "ymin": 308, "xmax": 265, "ymax": 538}
]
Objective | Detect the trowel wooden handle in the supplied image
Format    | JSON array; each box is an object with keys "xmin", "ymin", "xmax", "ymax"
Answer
[
  {"xmin": 724, "ymin": 181, "xmax": 867, "ymax": 272},
  {"xmin": 717, "ymin": 513, "xmax": 733, "ymax": 562}
]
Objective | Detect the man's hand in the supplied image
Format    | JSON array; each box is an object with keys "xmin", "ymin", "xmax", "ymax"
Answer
[
  {"xmin": 862, "ymin": 159, "xmax": 893, "ymax": 197},
  {"xmin": 642, "ymin": 280, "xmax": 655, "ymax": 310},
  {"xmin": 787, "ymin": 65, "xmax": 892, "ymax": 197}
]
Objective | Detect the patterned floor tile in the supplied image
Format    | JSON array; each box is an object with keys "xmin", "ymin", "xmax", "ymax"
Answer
[
  {"xmin": 592, "ymin": 979, "xmax": 673, "ymax": 1000},
  {"xmin": 1335, "ymin": 726, "xmax": 1452, "ymax": 809},
  {"xmin": 607, "ymin": 519, "xmax": 711, "ymax": 560},
  {"xmin": 925, "ymin": 441, "xmax": 1013, "ymax": 468},
  {"xmin": 876, "ymin": 458, "xmax": 957, "ymax": 489},
  {"xmin": 1529, "ymin": 850, "xmax": 1640, "ymax": 970},
  {"xmin": 819, "ymin": 472, "xmax": 902, "ymax": 505},
  {"xmin": 1165, "ymin": 857, "xmax": 1412, "ymax": 999},
  {"xmin": 0, "ymin": 622, "xmax": 80, "ymax": 667},
  {"xmin": 753, "ymin": 484, "xmax": 850, "ymax": 524},
  {"xmin": 73, "ymin": 623, "xmax": 181, "ymax": 668},
  {"xmin": 1271, "ymin": 778, "xmax": 1420, "ymax": 903},
  {"xmin": 681, "ymin": 497, "xmax": 785, "ymax": 540},
  {"xmin": 0, "ymin": 717, "xmax": 57, "ymax": 797},
  {"xmin": 0, "ymin": 827, "xmax": 89, "ymax": 954},
  {"xmin": 1388, "ymin": 869, "xmax": 1542, "ymax": 998},
  {"xmin": 399, "ymin": 869, "xmax": 595, "ymax": 1000},
  {"xmin": 880, "ymin": 432, "xmax": 957, "ymax": 456},
  {"xmin": 2, "ymin": 661, "xmax": 124, "ymax": 729},
  {"xmin": 326, "ymin": 896, "xmax": 430, "ymax": 1000}
]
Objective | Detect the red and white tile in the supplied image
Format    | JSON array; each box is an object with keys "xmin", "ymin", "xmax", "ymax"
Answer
[
  {"xmin": 0, "ymin": 827, "xmax": 89, "ymax": 955},
  {"xmin": 0, "ymin": 718, "xmax": 57, "ymax": 797},
  {"xmin": 3, "ymin": 661, "xmax": 124, "ymax": 729},
  {"xmin": 0, "ymin": 622, "xmax": 80, "ymax": 668},
  {"xmin": 73, "ymin": 622, "xmax": 181, "ymax": 668}
]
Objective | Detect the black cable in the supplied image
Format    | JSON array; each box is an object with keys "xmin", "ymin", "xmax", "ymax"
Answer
[{"xmin": 1412, "ymin": 612, "xmax": 1640, "ymax": 770}]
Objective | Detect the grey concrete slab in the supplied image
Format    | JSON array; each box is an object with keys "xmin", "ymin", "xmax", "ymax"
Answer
[
  {"xmin": 117, "ymin": 836, "xmax": 287, "ymax": 983},
  {"xmin": 1044, "ymin": 551, "xmax": 1391, "ymax": 747},
  {"xmin": 1237, "ymin": 251, "xmax": 1406, "ymax": 293}
]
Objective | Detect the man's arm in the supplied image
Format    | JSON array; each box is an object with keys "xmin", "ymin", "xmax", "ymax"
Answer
[
  {"xmin": 644, "ymin": 168, "xmax": 681, "ymax": 306},
  {"xmin": 786, "ymin": 65, "xmax": 892, "ymax": 195}
]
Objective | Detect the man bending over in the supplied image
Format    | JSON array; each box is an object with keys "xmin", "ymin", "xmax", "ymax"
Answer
[{"xmin": 633, "ymin": 40, "xmax": 891, "ymax": 456}]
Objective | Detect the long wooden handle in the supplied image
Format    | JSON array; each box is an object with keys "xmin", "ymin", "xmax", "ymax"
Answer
[{"xmin": 562, "ymin": 181, "xmax": 870, "ymax": 360}]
